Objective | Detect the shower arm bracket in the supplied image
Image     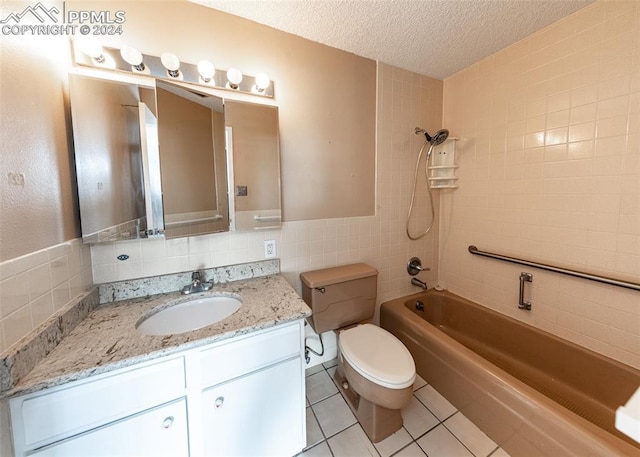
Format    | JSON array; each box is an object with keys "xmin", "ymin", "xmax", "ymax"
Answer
[{"xmin": 518, "ymin": 272, "xmax": 533, "ymax": 310}]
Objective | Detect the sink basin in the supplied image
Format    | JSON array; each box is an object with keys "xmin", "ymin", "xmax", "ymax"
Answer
[{"xmin": 137, "ymin": 296, "xmax": 242, "ymax": 336}]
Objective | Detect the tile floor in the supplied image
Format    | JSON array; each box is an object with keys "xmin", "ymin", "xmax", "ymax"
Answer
[{"xmin": 299, "ymin": 359, "xmax": 510, "ymax": 457}]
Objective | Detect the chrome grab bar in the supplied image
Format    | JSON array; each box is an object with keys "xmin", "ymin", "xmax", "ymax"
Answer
[
  {"xmin": 468, "ymin": 245, "xmax": 640, "ymax": 292},
  {"xmin": 519, "ymin": 272, "xmax": 532, "ymax": 310}
]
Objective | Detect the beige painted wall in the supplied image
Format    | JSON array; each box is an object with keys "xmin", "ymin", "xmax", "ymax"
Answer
[
  {"xmin": 0, "ymin": 2, "xmax": 78, "ymax": 261},
  {"xmin": 440, "ymin": 0, "xmax": 640, "ymax": 369},
  {"xmin": 157, "ymin": 86, "xmax": 218, "ymax": 215}
]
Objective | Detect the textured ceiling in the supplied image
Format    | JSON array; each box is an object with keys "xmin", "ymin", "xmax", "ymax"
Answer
[{"xmin": 192, "ymin": 0, "xmax": 595, "ymax": 80}]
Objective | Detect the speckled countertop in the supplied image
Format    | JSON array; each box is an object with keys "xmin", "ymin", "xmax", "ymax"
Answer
[{"xmin": 8, "ymin": 274, "xmax": 311, "ymax": 398}]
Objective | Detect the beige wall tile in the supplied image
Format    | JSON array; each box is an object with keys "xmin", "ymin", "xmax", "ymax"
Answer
[
  {"xmin": 441, "ymin": 0, "xmax": 640, "ymax": 369},
  {"xmin": 0, "ymin": 239, "xmax": 93, "ymax": 354},
  {"xmin": 2, "ymin": 306, "xmax": 33, "ymax": 349}
]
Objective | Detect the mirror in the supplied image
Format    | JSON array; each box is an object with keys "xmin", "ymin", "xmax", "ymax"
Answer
[
  {"xmin": 224, "ymin": 101, "xmax": 281, "ymax": 231},
  {"xmin": 69, "ymin": 74, "xmax": 281, "ymax": 243},
  {"xmin": 69, "ymin": 74, "xmax": 157, "ymax": 243},
  {"xmin": 155, "ymin": 81, "xmax": 228, "ymax": 238}
]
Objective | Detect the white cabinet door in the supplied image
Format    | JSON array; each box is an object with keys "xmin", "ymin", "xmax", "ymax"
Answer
[
  {"xmin": 201, "ymin": 357, "xmax": 305, "ymax": 457},
  {"xmin": 12, "ymin": 356, "xmax": 186, "ymax": 452},
  {"xmin": 31, "ymin": 399, "xmax": 188, "ymax": 457}
]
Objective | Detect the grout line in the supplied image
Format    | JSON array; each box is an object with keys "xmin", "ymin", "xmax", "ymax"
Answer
[
  {"xmin": 441, "ymin": 418, "xmax": 481, "ymax": 457},
  {"xmin": 307, "ymin": 403, "xmax": 335, "ymax": 456},
  {"xmin": 304, "ymin": 361, "xmax": 506, "ymax": 457}
]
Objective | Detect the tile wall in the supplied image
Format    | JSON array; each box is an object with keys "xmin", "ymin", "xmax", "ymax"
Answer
[
  {"xmin": 440, "ymin": 0, "xmax": 640, "ymax": 369},
  {"xmin": 0, "ymin": 239, "xmax": 93, "ymax": 353},
  {"xmin": 91, "ymin": 62, "xmax": 444, "ymax": 319}
]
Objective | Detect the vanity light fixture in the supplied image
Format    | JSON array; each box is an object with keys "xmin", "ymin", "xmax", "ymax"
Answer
[
  {"xmin": 161, "ymin": 52, "xmax": 181, "ymax": 78},
  {"xmin": 197, "ymin": 60, "xmax": 216, "ymax": 83},
  {"xmin": 120, "ymin": 45, "xmax": 146, "ymax": 72},
  {"xmin": 77, "ymin": 38, "xmax": 105, "ymax": 64},
  {"xmin": 71, "ymin": 41, "xmax": 274, "ymax": 97},
  {"xmin": 226, "ymin": 68, "xmax": 243, "ymax": 90},
  {"xmin": 253, "ymin": 73, "xmax": 271, "ymax": 94}
]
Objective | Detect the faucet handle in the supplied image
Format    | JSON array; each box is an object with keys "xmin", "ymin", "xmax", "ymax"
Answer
[
  {"xmin": 191, "ymin": 271, "xmax": 201, "ymax": 282},
  {"xmin": 407, "ymin": 257, "xmax": 430, "ymax": 276}
]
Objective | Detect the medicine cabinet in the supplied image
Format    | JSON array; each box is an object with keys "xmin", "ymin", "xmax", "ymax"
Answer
[{"xmin": 69, "ymin": 74, "xmax": 282, "ymax": 243}]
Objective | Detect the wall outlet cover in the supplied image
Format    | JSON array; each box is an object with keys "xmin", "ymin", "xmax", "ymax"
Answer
[
  {"xmin": 264, "ymin": 239, "xmax": 276, "ymax": 258},
  {"xmin": 8, "ymin": 172, "xmax": 25, "ymax": 186}
]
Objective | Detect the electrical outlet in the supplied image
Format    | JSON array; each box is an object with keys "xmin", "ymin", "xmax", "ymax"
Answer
[
  {"xmin": 8, "ymin": 172, "xmax": 25, "ymax": 186},
  {"xmin": 264, "ymin": 239, "xmax": 276, "ymax": 258}
]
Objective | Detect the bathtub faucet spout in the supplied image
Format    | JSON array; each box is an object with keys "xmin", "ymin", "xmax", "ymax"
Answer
[{"xmin": 411, "ymin": 278, "xmax": 428, "ymax": 290}]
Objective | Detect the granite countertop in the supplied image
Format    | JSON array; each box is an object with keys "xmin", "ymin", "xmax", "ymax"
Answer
[{"xmin": 8, "ymin": 274, "xmax": 311, "ymax": 397}]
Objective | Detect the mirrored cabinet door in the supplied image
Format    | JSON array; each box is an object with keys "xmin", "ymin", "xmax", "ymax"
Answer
[
  {"xmin": 155, "ymin": 81, "xmax": 229, "ymax": 238},
  {"xmin": 70, "ymin": 74, "xmax": 156, "ymax": 243},
  {"xmin": 224, "ymin": 101, "xmax": 281, "ymax": 231}
]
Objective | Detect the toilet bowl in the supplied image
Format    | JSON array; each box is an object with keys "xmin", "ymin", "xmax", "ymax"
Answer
[
  {"xmin": 335, "ymin": 323, "xmax": 415, "ymax": 442},
  {"xmin": 300, "ymin": 264, "xmax": 416, "ymax": 442}
]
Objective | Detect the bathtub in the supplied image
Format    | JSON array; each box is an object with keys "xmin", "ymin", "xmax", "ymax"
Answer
[{"xmin": 380, "ymin": 289, "xmax": 640, "ymax": 456}]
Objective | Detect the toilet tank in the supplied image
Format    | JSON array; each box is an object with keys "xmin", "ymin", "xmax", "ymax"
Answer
[{"xmin": 300, "ymin": 263, "xmax": 378, "ymax": 334}]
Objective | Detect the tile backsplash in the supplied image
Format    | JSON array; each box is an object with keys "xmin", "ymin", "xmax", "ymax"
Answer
[{"xmin": 0, "ymin": 239, "xmax": 93, "ymax": 353}]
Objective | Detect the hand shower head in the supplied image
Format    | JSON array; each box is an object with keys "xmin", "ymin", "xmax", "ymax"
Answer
[
  {"xmin": 414, "ymin": 127, "xmax": 449, "ymax": 146},
  {"xmin": 430, "ymin": 129, "xmax": 449, "ymax": 146}
]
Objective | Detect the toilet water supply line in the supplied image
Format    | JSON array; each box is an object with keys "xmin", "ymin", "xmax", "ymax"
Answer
[{"xmin": 305, "ymin": 328, "xmax": 324, "ymax": 364}]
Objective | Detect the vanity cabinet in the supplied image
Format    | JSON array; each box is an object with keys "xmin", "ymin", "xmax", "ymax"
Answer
[{"xmin": 9, "ymin": 320, "xmax": 306, "ymax": 457}]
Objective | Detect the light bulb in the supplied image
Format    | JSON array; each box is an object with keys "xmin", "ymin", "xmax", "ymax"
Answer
[
  {"xmin": 120, "ymin": 45, "xmax": 145, "ymax": 71},
  {"xmin": 197, "ymin": 60, "xmax": 216, "ymax": 83},
  {"xmin": 161, "ymin": 52, "xmax": 181, "ymax": 78},
  {"xmin": 77, "ymin": 38, "xmax": 105, "ymax": 63},
  {"xmin": 226, "ymin": 68, "xmax": 243, "ymax": 89},
  {"xmin": 254, "ymin": 73, "xmax": 270, "ymax": 93}
]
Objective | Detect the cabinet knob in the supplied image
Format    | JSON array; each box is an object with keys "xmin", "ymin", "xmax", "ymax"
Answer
[
  {"xmin": 215, "ymin": 396, "xmax": 225, "ymax": 408},
  {"xmin": 162, "ymin": 416, "xmax": 174, "ymax": 429}
]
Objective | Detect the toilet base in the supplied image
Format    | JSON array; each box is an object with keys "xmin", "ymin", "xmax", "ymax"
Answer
[{"xmin": 334, "ymin": 358, "xmax": 409, "ymax": 443}]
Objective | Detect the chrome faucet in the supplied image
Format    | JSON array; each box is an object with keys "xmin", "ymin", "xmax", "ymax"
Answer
[
  {"xmin": 181, "ymin": 271, "xmax": 213, "ymax": 295},
  {"xmin": 411, "ymin": 277, "xmax": 428, "ymax": 290},
  {"xmin": 407, "ymin": 257, "xmax": 429, "ymax": 290}
]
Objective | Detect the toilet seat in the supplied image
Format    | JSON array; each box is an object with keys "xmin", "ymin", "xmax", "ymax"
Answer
[{"xmin": 339, "ymin": 324, "xmax": 415, "ymax": 389}]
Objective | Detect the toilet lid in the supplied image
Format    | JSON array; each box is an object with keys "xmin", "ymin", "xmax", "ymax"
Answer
[{"xmin": 339, "ymin": 324, "xmax": 416, "ymax": 389}]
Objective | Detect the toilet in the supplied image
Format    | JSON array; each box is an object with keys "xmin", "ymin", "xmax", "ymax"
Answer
[{"xmin": 300, "ymin": 263, "xmax": 415, "ymax": 443}]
